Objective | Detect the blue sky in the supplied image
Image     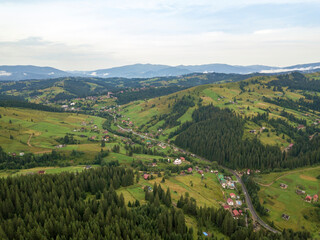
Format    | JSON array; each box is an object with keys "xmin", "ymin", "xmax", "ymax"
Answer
[{"xmin": 0, "ymin": 0, "xmax": 319, "ymax": 70}]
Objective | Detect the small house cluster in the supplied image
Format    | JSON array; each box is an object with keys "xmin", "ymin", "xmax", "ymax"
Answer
[{"xmin": 217, "ymin": 173, "xmax": 236, "ymax": 189}]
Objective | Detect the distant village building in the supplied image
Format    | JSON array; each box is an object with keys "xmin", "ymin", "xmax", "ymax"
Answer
[
  {"xmin": 187, "ymin": 168, "xmax": 193, "ymax": 173},
  {"xmin": 313, "ymin": 194, "xmax": 318, "ymax": 202},
  {"xmin": 173, "ymin": 159, "xmax": 182, "ymax": 165},
  {"xmin": 230, "ymin": 193, "xmax": 236, "ymax": 199},
  {"xmin": 143, "ymin": 174, "xmax": 149, "ymax": 180},
  {"xmin": 38, "ymin": 170, "xmax": 45, "ymax": 174}
]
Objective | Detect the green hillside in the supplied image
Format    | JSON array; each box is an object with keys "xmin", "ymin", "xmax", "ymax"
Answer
[{"xmin": 120, "ymin": 72, "xmax": 320, "ymax": 148}]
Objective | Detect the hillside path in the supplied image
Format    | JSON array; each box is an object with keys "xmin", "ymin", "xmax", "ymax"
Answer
[
  {"xmin": 27, "ymin": 134, "xmax": 32, "ymax": 147},
  {"xmin": 256, "ymin": 165, "xmax": 320, "ymax": 187}
]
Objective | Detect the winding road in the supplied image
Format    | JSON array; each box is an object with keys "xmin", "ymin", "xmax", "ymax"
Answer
[{"xmin": 116, "ymin": 124, "xmax": 280, "ymax": 234}]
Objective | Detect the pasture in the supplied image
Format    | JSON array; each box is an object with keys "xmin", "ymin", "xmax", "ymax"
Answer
[{"xmin": 254, "ymin": 166, "xmax": 320, "ymax": 236}]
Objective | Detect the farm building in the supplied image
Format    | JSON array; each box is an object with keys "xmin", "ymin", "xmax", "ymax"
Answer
[
  {"xmin": 280, "ymin": 183, "xmax": 288, "ymax": 189},
  {"xmin": 305, "ymin": 195, "xmax": 312, "ymax": 202},
  {"xmin": 296, "ymin": 189, "xmax": 305, "ymax": 195},
  {"xmin": 282, "ymin": 214, "xmax": 290, "ymax": 221}
]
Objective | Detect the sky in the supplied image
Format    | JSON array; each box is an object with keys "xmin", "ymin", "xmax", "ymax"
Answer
[{"xmin": 0, "ymin": 0, "xmax": 320, "ymax": 70}]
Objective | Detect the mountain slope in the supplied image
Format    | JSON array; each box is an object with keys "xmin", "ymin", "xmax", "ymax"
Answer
[{"xmin": 0, "ymin": 65, "xmax": 71, "ymax": 81}]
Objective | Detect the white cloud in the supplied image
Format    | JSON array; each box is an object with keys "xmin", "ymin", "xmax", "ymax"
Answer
[{"xmin": 0, "ymin": 0, "xmax": 319, "ymax": 69}]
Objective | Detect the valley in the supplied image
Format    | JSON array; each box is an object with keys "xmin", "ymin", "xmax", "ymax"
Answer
[{"xmin": 1, "ymin": 71, "xmax": 320, "ymax": 239}]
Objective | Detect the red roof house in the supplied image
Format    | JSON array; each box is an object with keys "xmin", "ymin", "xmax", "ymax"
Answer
[
  {"xmin": 227, "ymin": 198, "xmax": 234, "ymax": 206},
  {"xmin": 230, "ymin": 193, "xmax": 236, "ymax": 198},
  {"xmin": 233, "ymin": 209, "xmax": 240, "ymax": 217},
  {"xmin": 187, "ymin": 167, "xmax": 193, "ymax": 173},
  {"xmin": 198, "ymin": 170, "xmax": 204, "ymax": 174},
  {"xmin": 313, "ymin": 194, "xmax": 318, "ymax": 202},
  {"xmin": 143, "ymin": 174, "xmax": 149, "ymax": 180},
  {"xmin": 180, "ymin": 157, "xmax": 185, "ymax": 161},
  {"xmin": 305, "ymin": 195, "xmax": 312, "ymax": 202},
  {"xmin": 38, "ymin": 170, "xmax": 45, "ymax": 174},
  {"xmin": 223, "ymin": 205, "xmax": 229, "ymax": 210}
]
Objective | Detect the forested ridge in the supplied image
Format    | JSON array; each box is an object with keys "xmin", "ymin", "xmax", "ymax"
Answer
[
  {"xmin": 0, "ymin": 166, "xmax": 196, "ymax": 240},
  {"xmin": 174, "ymin": 105, "xmax": 320, "ymax": 170}
]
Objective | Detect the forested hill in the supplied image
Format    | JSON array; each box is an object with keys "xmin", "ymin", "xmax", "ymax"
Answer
[
  {"xmin": 0, "ymin": 72, "xmax": 257, "ymax": 104},
  {"xmin": 119, "ymin": 71, "xmax": 320, "ymax": 170}
]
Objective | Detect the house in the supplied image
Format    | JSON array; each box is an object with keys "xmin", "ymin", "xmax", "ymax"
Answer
[
  {"xmin": 198, "ymin": 170, "xmax": 204, "ymax": 174},
  {"xmin": 173, "ymin": 159, "xmax": 182, "ymax": 165},
  {"xmin": 296, "ymin": 189, "xmax": 305, "ymax": 195},
  {"xmin": 305, "ymin": 195, "xmax": 312, "ymax": 202},
  {"xmin": 313, "ymin": 194, "xmax": 318, "ymax": 202},
  {"xmin": 180, "ymin": 157, "xmax": 185, "ymax": 161},
  {"xmin": 280, "ymin": 183, "xmax": 288, "ymax": 189},
  {"xmin": 239, "ymin": 210, "xmax": 243, "ymax": 215},
  {"xmin": 223, "ymin": 205, "xmax": 230, "ymax": 210},
  {"xmin": 227, "ymin": 198, "xmax": 234, "ymax": 206},
  {"xmin": 19, "ymin": 152, "xmax": 25, "ymax": 156},
  {"xmin": 236, "ymin": 200, "xmax": 242, "ymax": 206},
  {"xmin": 85, "ymin": 165, "xmax": 92, "ymax": 170},
  {"xmin": 282, "ymin": 214, "xmax": 290, "ymax": 221},
  {"xmin": 230, "ymin": 193, "xmax": 236, "ymax": 199},
  {"xmin": 247, "ymin": 169, "xmax": 251, "ymax": 175},
  {"xmin": 233, "ymin": 209, "xmax": 240, "ymax": 218},
  {"xmin": 38, "ymin": 170, "xmax": 45, "ymax": 174},
  {"xmin": 228, "ymin": 182, "xmax": 235, "ymax": 189},
  {"xmin": 152, "ymin": 163, "xmax": 157, "ymax": 167},
  {"xmin": 180, "ymin": 171, "xmax": 186, "ymax": 176},
  {"xmin": 187, "ymin": 167, "xmax": 193, "ymax": 173},
  {"xmin": 297, "ymin": 124, "xmax": 305, "ymax": 130},
  {"xmin": 203, "ymin": 232, "xmax": 208, "ymax": 237},
  {"xmin": 143, "ymin": 174, "xmax": 149, "ymax": 180}
]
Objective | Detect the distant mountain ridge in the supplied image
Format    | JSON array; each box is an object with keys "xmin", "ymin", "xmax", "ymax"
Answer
[{"xmin": 1, "ymin": 62, "xmax": 320, "ymax": 81}]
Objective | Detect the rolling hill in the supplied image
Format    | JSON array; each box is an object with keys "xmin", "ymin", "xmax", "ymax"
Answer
[{"xmin": 2, "ymin": 62, "xmax": 320, "ymax": 81}]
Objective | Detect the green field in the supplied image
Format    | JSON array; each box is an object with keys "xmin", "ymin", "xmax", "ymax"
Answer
[
  {"xmin": 117, "ymin": 171, "xmax": 224, "ymax": 208},
  {"xmin": 0, "ymin": 165, "xmax": 97, "ymax": 178},
  {"xmin": 254, "ymin": 166, "xmax": 320, "ymax": 236},
  {"xmin": 0, "ymin": 107, "xmax": 106, "ymax": 154}
]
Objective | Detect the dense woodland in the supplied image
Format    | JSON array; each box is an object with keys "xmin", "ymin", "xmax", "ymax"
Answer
[
  {"xmin": 0, "ymin": 166, "xmax": 197, "ymax": 240},
  {"xmin": 174, "ymin": 105, "xmax": 320, "ymax": 170},
  {"xmin": 0, "ymin": 147, "xmax": 64, "ymax": 169}
]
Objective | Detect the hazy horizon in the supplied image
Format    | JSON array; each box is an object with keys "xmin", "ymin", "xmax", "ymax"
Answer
[{"xmin": 1, "ymin": 0, "xmax": 320, "ymax": 71}]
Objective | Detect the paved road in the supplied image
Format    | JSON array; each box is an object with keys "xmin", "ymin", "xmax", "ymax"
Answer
[
  {"xmin": 226, "ymin": 168, "xmax": 280, "ymax": 234},
  {"xmin": 116, "ymin": 124, "xmax": 280, "ymax": 234}
]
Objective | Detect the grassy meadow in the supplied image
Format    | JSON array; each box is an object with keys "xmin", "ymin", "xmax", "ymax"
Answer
[
  {"xmin": 254, "ymin": 166, "xmax": 320, "ymax": 236},
  {"xmin": 0, "ymin": 107, "xmax": 106, "ymax": 154}
]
